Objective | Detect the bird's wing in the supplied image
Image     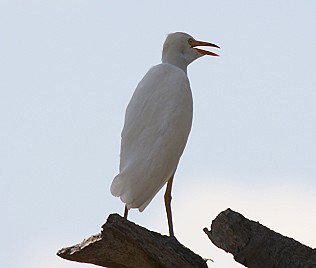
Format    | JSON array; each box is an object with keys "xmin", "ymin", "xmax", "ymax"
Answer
[{"xmin": 111, "ymin": 63, "xmax": 193, "ymax": 211}]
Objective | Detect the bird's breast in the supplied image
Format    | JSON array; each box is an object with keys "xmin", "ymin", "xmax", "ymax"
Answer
[{"xmin": 121, "ymin": 63, "xmax": 193, "ymax": 157}]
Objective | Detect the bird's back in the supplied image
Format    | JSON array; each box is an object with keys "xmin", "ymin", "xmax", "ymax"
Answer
[{"xmin": 110, "ymin": 63, "xmax": 193, "ymax": 211}]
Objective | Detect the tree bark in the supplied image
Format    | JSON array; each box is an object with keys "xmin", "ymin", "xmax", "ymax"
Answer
[
  {"xmin": 203, "ymin": 208, "xmax": 316, "ymax": 268},
  {"xmin": 57, "ymin": 213, "xmax": 207, "ymax": 268}
]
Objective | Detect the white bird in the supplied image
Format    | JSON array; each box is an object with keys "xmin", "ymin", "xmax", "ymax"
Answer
[{"xmin": 111, "ymin": 32, "xmax": 219, "ymax": 236}]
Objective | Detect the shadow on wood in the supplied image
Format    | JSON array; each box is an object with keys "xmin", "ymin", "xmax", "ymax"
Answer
[
  {"xmin": 57, "ymin": 213, "xmax": 207, "ymax": 268},
  {"xmin": 204, "ymin": 208, "xmax": 316, "ymax": 268}
]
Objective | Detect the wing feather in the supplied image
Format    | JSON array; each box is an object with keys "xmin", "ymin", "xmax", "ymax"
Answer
[{"xmin": 110, "ymin": 63, "xmax": 193, "ymax": 211}]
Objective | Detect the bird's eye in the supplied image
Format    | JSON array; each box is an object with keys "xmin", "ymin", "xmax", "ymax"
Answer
[{"xmin": 188, "ymin": 38, "xmax": 194, "ymax": 46}]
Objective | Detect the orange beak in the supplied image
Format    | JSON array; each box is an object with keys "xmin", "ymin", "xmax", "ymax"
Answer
[{"xmin": 190, "ymin": 39, "xmax": 220, "ymax": 56}]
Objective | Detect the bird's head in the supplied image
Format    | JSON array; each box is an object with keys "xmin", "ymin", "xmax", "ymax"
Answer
[{"xmin": 162, "ymin": 32, "xmax": 220, "ymax": 72}]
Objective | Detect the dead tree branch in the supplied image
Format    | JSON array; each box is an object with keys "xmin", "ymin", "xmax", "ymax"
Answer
[
  {"xmin": 57, "ymin": 213, "xmax": 207, "ymax": 268},
  {"xmin": 204, "ymin": 208, "xmax": 316, "ymax": 268}
]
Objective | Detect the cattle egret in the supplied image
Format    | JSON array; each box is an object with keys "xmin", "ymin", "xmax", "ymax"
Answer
[{"xmin": 110, "ymin": 32, "xmax": 219, "ymax": 236}]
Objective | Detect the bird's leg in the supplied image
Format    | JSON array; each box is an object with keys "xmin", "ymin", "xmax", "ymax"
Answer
[
  {"xmin": 124, "ymin": 205, "xmax": 128, "ymax": 219},
  {"xmin": 164, "ymin": 175, "xmax": 174, "ymax": 237}
]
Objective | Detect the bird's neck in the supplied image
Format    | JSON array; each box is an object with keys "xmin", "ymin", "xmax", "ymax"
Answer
[{"xmin": 161, "ymin": 53, "xmax": 188, "ymax": 73}]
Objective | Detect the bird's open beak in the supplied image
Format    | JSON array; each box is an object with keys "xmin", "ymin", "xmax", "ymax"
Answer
[{"xmin": 190, "ymin": 39, "xmax": 220, "ymax": 57}]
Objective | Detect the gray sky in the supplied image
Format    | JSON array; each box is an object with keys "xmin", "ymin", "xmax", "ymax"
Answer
[{"xmin": 1, "ymin": 1, "xmax": 315, "ymax": 267}]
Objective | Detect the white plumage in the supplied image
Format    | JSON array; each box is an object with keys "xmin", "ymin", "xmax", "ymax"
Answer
[
  {"xmin": 111, "ymin": 63, "xmax": 193, "ymax": 211},
  {"xmin": 110, "ymin": 32, "xmax": 219, "ymax": 235}
]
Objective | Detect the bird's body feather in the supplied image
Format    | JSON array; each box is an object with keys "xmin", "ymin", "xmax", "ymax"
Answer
[{"xmin": 111, "ymin": 63, "xmax": 193, "ymax": 211}]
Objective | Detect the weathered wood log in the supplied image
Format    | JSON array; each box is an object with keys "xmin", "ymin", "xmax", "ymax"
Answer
[
  {"xmin": 204, "ymin": 208, "xmax": 316, "ymax": 268},
  {"xmin": 57, "ymin": 213, "xmax": 207, "ymax": 268}
]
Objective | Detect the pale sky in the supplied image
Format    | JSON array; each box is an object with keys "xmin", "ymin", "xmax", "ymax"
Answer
[{"xmin": 1, "ymin": 1, "xmax": 315, "ymax": 268}]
